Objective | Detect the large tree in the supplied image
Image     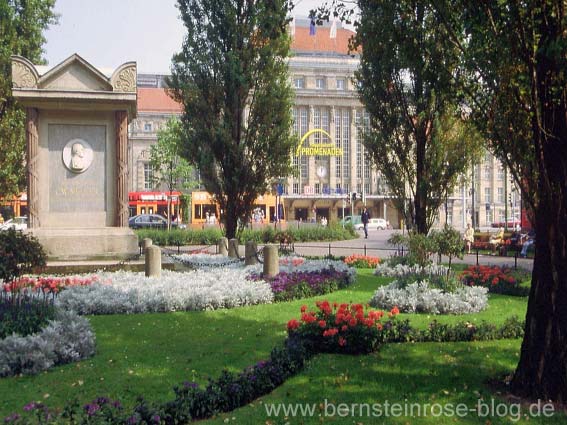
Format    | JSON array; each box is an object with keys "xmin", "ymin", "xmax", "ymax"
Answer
[
  {"xmin": 430, "ymin": 0, "xmax": 567, "ymax": 402},
  {"xmin": 0, "ymin": 0, "xmax": 57, "ymax": 199},
  {"xmin": 168, "ymin": 0, "xmax": 296, "ymax": 239},
  {"xmin": 345, "ymin": 0, "xmax": 482, "ymax": 234}
]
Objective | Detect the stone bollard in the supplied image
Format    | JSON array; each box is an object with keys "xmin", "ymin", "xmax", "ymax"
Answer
[
  {"xmin": 142, "ymin": 238, "xmax": 153, "ymax": 252},
  {"xmin": 218, "ymin": 237, "xmax": 228, "ymax": 256},
  {"xmin": 263, "ymin": 244, "xmax": 279, "ymax": 277},
  {"xmin": 245, "ymin": 241, "xmax": 258, "ymax": 266},
  {"xmin": 228, "ymin": 238, "xmax": 239, "ymax": 258},
  {"xmin": 145, "ymin": 245, "xmax": 161, "ymax": 278}
]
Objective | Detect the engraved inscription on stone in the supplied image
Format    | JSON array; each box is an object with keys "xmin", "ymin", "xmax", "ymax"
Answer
[
  {"xmin": 62, "ymin": 139, "xmax": 94, "ymax": 173},
  {"xmin": 48, "ymin": 124, "xmax": 106, "ymax": 213}
]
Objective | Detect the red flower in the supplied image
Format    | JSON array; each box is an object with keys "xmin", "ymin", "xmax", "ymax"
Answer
[
  {"xmin": 318, "ymin": 320, "xmax": 327, "ymax": 328},
  {"xmin": 300, "ymin": 305, "xmax": 308, "ymax": 313},
  {"xmin": 287, "ymin": 319, "xmax": 300, "ymax": 330},
  {"xmin": 341, "ymin": 325, "xmax": 348, "ymax": 332},
  {"xmin": 390, "ymin": 306, "xmax": 400, "ymax": 316},
  {"xmin": 348, "ymin": 318, "xmax": 357, "ymax": 327},
  {"xmin": 323, "ymin": 328, "xmax": 338, "ymax": 337},
  {"xmin": 338, "ymin": 337, "xmax": 346, "ymax": 347}
]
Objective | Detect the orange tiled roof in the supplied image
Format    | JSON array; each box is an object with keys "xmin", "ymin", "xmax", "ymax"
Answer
[
  {"xmin": 291, "ymin": 26, "xmax": 358, "ymax": 55},
  {"xmin": 137, "ymin": 88, "xmax": 183, "ymax": 113}
]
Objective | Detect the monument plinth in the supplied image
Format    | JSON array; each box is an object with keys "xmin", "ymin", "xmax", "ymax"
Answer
[{"xmin": 11, "ymin": 54, "xmax": 138, "ymax": 260}]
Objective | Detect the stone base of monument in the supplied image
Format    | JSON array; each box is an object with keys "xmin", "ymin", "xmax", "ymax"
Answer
[{"xmin": 31, "ymin": 227, "xmax": 139, "ymax": 261}]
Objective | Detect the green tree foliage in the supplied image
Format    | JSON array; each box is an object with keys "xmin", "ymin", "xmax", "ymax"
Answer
[
  {"xmin": 0, "ymin": 0, "xmax": 57, "ymax": 199},
  {"xmin": 352, "ymin": 0, "xmax": 482, "ymax": 234},
  {"xmin": 430, "ymin": 224, "xmax": 463, "ymax": 277},
  {"xmin": 149, "ymin": 117, "xmax": 195, "ymax": 229},
  {"xmin": 168, "ymin": 0, "xmax": 296, "ymax": 239}
]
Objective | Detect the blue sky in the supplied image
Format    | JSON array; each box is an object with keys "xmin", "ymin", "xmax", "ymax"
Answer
[{"xmin": 44, "ymin": 0, "xmax": 322, "ymax": 73}]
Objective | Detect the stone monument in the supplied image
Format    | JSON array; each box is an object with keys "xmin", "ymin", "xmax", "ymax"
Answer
[{"xmin": 11, "ymin": 54, "xmax": 138, "ymax": 260}]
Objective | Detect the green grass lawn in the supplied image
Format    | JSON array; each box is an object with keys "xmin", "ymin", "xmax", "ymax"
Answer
[{"xmin": 0, "ymin": 268, "xmax": 556, "ymax": 424}]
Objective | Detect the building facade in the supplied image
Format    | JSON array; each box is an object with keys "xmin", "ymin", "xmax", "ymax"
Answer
[{"xmin": 128, "ymin": 19, "xmax": 521, "ymax": 230}]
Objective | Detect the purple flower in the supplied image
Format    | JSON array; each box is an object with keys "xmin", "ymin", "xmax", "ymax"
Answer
[
  {"xmin": 84, "ymin": 403, "xmax": 100, "ymax": 416},
  {"xmin": 151, "ymin": 414, "xmax": 161, "ymax": 423},
  {"xmin": 23, "ymin": 402, "xmax": 36, "ymax": 412},
  {"xmin": 183, "ymin": 381, "xmax": 198, "ymax": 389},
  {"xmin": 127, "ymin": 416, "xmax": 139, "ymax": 425},
  {"xmin": 4, "ymin": 413, "xmax": 21, "ymax": 423}
]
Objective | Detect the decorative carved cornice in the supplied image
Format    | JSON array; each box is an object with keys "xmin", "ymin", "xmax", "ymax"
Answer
[
  {"xmin": 111, "ymin": 64, "xmax": 137, "ymax": 92},
  {"xmin": 12, "ymin": 60, "xmax": 38, "ymax": 89}
]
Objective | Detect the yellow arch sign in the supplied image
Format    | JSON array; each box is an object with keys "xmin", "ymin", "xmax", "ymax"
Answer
[{"xmin": 295, "ymin": 128, "xmax": 343, "ymax": 157}]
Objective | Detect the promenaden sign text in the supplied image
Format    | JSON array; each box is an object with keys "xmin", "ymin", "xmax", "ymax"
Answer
[{"xmin": 295, "ymin": 129, "xmax": 343, "ymax": 157}]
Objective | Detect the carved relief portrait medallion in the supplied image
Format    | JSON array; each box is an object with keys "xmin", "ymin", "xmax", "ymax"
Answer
[{"xmin": 62, "ymin": 139, "xmax": 94, "ymax": 173}]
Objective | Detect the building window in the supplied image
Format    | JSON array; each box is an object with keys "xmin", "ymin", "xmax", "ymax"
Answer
[
  {"xmin": 497, "ymin": 187, "xmax": 504, "ymax": 203},
  {"xmin": 336, "ymin": 78, "xmax": 345, "ymax": 90},
  {"xmin": 499, "ymin": 209, "xmax": 506, "ymax": 222},
  {"xmin": 364, "ymin": 182, "xmax": 370, "ymax": 194},
  {"xmin": 294, "ymin": 77, "xmax": 304, "ymax": 89},
  {"xmin": 485, "ymin": 187, "xmax": 491, "ymax": 203},
  {"xmin": 315, "ymin": 183, "xmax": 320, "ymax": 194},
  {"xmin": 486, "ymin": 209, "xmax": 492, "ymax": 225},
  {"xmin": 143, "ymin": 163, "xmax": 154, "ymax": 190},
  {"xmin": 484, "ymin": 165, "xmax": 492, "ymax": 180},
  {"xmin": 447, "ymin": 207, "xmax": 453, "ymax": 225},
  {"xmin": 316, "ymin": 77, "xmax": 325, "ymax": 89},
  {"xmin": 292, "ymin": 183, "xmax": 299, "ymax": 194},
  {"xmin": 293, "ymin": 107, "xmax": 309, "ymax": 180},
  {"xmin": 144, "ymin": 122, "xmax": 153, "ymax": 132},
  {"xmin": 497, "ymin": 166, "xmax": 504, "ymax": 181}
]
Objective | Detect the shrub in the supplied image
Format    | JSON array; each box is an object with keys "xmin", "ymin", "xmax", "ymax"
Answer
[
  {"xmin": 387, "ymin": 232, "xmax": 437, "ymax": 267},
  {"xmin": 0, "ymin": 229, "xmax": 46, "ymax": 283},
  {"xmin": 286, "ymin": 301, "xmax": 399, "ymax": 355},
  {"xmin": 460, "ymin": 265, "xmax": 530, "ymax": 296},
  {"xmin": 0, "ymin": 310, "xmax": 95, "ymax": 377},
  {"xmin": 343, "ymin": 254, "xmax": 380, "ymax": 268},
  {"xmin": 134, "ymin": 228, "xmax": 223, "ymax": 246},
  {"xmin": 430, "ymin": 225, "xmax": 464, "ymax": 272},
  {"xmin": 369, "ymin": 281, "xmax": 488, "ymax": 314}
]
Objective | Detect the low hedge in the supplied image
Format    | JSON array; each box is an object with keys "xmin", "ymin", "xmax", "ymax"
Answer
[{"xmin": 135, "ymin": 224, "xmax": 357, "ymax": 247}]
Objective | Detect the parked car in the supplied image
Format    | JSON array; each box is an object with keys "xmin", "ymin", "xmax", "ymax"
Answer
[
  {"xmin": 0, "ymin": 216, "xmax": 28, "ymax": 231},
  {"xmin": 128, "ymin": 214, "xmax": 185, "ymax": 229},
  {"xmin": 354, "ymin": 218, "xmax": 387, "ymax": 231}
]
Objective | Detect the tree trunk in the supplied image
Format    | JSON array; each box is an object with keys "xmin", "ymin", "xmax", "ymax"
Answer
[
  {"xmin": 511, "ymin": 16, "xmax": 567, "ymax": 401},
  {"xmin": 414, "ymin": 131, "xmax": 428, "ymax": 234},
  {"xmin": 510, "ymin": 191, "xmax": 567, "ymax": 402},
  {"xmin": 224, "ymin": 201, "xmax": 238, "ymax": 240}
]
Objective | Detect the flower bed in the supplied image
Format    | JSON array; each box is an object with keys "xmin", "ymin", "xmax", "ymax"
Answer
[
  {"xmin": 248, "ymin": 258, "xmax": 356, "ymax": 302},
  {"xmin": 2, "ymin": 275, "xmax": 99, "ymax": 295},
  {"xmin": 0, "ymin": 310, "xmax": 95, "ymax": 378},
  {"xmin": 370, "ymin": 281, "xmax": 488, "ymax": 314},
  {"xmin": 56, "ymin": 269, "xmax": 273, "ymax": 315},
  {"xmin": 460, "ymin": 265, "xmax": 530, "ymax": 296},
  {"xmin": 343, "ymin": 254, "xmax": 380, "ymax": 268},
  {"xmin": 287, "ymin": 301, "xmax": 397, "ymax": 354},
  {"xmin": 172, "ymin": 253, "xmax": 242, "ymax": 268}
]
